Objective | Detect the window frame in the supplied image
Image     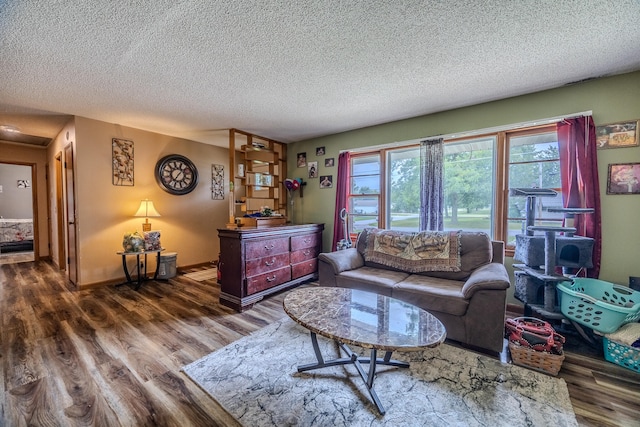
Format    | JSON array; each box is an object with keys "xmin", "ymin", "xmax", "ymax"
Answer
[
  {"xmin": 348, "ymin": 152, "xmax": 385, "ymax": 237},
  {"xmin": 346, "ymin": 124, "xmax": 559, "ymax": 257}
]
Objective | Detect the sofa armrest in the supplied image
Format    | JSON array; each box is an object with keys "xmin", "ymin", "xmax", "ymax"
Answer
[
  {"xmin": 461, "ymin": 262, "xmax": 510, "ymax": 299},
  {"xmin": 318, "ymin": 248, "xmax": 364, "ymax": 274}
]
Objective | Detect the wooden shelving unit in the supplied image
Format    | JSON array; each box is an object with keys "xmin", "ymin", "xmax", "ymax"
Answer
[{"xmin": 228, "ymin": 129, "xmax": 287, "ymax": 225}]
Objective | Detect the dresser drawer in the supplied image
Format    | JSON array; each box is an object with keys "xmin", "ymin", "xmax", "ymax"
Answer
[
  {"xmin": 291, "ymin": 233, "xmax": 321, "ymax": 251},
  {"xmin": 245, "ymin": 237, "xmax": 289, "ymax": 260},
  {"xmin": 291, "ymin": 258, "xmax": 318, "ymax": 279},
  {"xmin": 290, "ymin": 246, "xmax": 319, "ymax": 264},
  {"xmin": 245, "ymin": 253, "xmax": 290, "ymax": 277},
  {"xmin": 246, "ymin": 266, "xmax": 292, "ymax": 295}
]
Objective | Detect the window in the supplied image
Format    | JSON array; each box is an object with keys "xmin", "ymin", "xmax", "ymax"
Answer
[
  {"xmin": 347, "ymin": 124, "xmax": 561, "ymax": 254},
  {"xmin": 506, "ymin": 129, "xmax": 563, "ymax": 248},
  {"xmin": 442, "ymin": 137, "xmax": 496, "ymax": 237},
  {"xmin": 349, "ymin": 154, "xmax": 381, "ymax": 234},
  {"xmin": 387, "ymin": 148, "xmax": 420, "ymax": 231}
]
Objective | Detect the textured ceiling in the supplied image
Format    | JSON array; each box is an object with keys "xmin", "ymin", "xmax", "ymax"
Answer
[{"xmin": 1, "ymin": 1, "xmax": 640, "ymax": 148}]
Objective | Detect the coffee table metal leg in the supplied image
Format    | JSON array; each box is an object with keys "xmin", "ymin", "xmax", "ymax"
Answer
[
  {"xmin": 310, "ymin": 331, "xmax": 324, "ymax": 365},
  {"xmin": 298, "ymin": 332, "xmax": 354, "ymax": 371},
  {"xmin": 297, "ymin": 332, "xmax": 409, "ymax": 415},
  {"xmin": 349, "ymin": 348, "xmax": 385, "ymax": 414}
]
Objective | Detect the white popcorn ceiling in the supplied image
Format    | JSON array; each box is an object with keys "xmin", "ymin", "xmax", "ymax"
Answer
[{"xmin": 0, "ymin": 1, "xmax": 639, "ymax": 147}]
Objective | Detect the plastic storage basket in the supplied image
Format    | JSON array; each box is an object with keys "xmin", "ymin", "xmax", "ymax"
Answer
[
  {"xmin": 556, "ymin": 278, "xmax": 640, "ymax": 334},
  {"xmin": 602, "ymin": 338, "xmax": 640, "ymax": 373}
]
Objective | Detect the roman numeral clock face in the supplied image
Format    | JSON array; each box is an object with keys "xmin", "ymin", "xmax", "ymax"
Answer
[{"xmin": 155, "ymin": 154, "xmax": 199, "ymax": 195}]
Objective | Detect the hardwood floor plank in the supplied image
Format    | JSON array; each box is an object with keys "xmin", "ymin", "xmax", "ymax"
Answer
[
  {"xmin": 3, "ymin": 313, "xmax": 48, "ymax": 389},
  {"xmin": 93, "ymin": 358, "xmax": 175, "ymax": 426},
  {"xmin": 40, "ymin": 323, "xmax": 121, "ymax": 426},
  {"xmin": 149, "ymin": 371, "xmax": 223, "ymax": 426},
  {"xmin": 7, "ymin": 377, "xmax": 63, "ymax": 427},
  {"xmin": 92, "ymin": 320, "xmax": 175, "ymax": 383}
]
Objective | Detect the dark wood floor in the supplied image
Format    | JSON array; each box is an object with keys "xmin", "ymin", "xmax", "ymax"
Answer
[{"xmin": 1, "ymin": 259, "xmax": 639, "ymax": 426}]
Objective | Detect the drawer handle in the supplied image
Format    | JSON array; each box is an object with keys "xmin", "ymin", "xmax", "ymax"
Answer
[
  {"xmin": 265, "ymin": 258, "xmax": 276, "ymax": 266},
  {"xmin": 303, "ymin": 250, "xmax": 311, "ymax": 256},
  {"xmin": 303, "ymin": 238, "xmax": 311, "ymax": 243},
  {"xmin": 266, "ymin": 275, "xmax": 277, "ymax": 282},
  {"xmin": 264, "ymin": 244, "xmax": 275, "ymax": 250}
]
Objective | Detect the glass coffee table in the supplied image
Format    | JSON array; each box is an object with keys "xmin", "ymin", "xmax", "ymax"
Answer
[{"xmin": 283, "ymin": 286, "xmax": 446, "ymax": 415}]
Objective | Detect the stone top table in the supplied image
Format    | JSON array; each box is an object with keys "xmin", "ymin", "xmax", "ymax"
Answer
[{"xmin": 283, "ymin": 286, "xmax": 446, "ymax": 414}]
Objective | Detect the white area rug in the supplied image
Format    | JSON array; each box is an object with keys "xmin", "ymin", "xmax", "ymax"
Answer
[
  {"xmin": 183, "ymin": 268, "xmax": 217, "ymax": 281},
  {"xmin": 182, "ymin": 318, "xmax": 578, "ymax": 427}
]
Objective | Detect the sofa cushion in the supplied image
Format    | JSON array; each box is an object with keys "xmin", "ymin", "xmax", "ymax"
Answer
[
  {"xmin": 337, "ymin": 266, "xmax": 409, "ymax": 296},
  {"xmin": 392, "ymin": 274, "xmax": 469, "ymax": 316},
  {"xmin": 421, "ymin": 231, "xmax": 492, "ymax": 281}
]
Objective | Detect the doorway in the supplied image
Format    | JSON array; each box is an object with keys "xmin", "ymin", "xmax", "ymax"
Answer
[{"xmin": 0, "ymin": 162, "xmax": 36, "ymax": 264}]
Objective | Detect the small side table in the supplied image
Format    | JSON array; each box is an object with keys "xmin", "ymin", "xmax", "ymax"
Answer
[{"xmin": 116, "ymin": 248, "xmax": 164, "ymax": 290}]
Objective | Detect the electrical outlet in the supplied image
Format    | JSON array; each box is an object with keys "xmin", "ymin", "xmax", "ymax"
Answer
[{"xmin": 630, "ymin": 276, "xmax": 640, "ymax": 291}]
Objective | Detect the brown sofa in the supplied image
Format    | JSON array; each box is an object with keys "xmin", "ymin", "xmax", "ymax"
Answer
[{"xmin": 318, "ymin": 228, "xmax": 511, "ymax": 353}]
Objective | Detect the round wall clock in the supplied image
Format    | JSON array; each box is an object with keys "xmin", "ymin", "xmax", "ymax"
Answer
[{"xmin": 155, "ymin": 154, "xmax": 199, "ymax": 195}]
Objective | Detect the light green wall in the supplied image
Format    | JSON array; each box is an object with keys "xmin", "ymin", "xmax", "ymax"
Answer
[{"xmin": 288, "ymin": 71, "xmax": 640, "ymax": 299}]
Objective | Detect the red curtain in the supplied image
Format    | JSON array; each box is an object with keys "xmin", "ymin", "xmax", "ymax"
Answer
[
  {"xmin": 557, "ymin": 116, "xmax": 601, "ymax": 278},
  {"xmin": 332, "ymin": 151, "xmax": 350, "ymax": 251}
]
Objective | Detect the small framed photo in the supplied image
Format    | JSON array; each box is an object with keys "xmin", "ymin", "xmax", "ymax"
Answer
[
  {"xmin": 596, "ymin": 120, "xmax": 639, "ymax": 149},
  {"xmin": 316, "ymin": 146, "xmax": 325, "ymax": 156},
  {"xmin": 607, "ymin": 163, "xmax": 640, "ymax": 194},
  {"xmin": 320, "ymin": 175, "xmax": 333, "ymax": 188},
  {"xmin": 297, "ymin": 152, "xmax": 307, "ymax": 167},
  {"xmin": 308, "ymin": 161, "xmax": 318, "ymax": 178},
  {"xmin": 324, "ymin": 157, "xmax": 335, "ymax": 167}
]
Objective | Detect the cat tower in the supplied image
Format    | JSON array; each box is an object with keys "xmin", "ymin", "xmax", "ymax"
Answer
[{"xmin": 510, "ymin": 188, "xmax": 595, "ymax": 322}]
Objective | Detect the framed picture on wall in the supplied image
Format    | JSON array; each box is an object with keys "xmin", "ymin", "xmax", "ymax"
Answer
[
  {"xmin": 112, "ymin": 138, "xmax": 134, "ymax": 186},
  {"xmin": 297, "ymin": 152, "xmax": 307, "ymax": 167},
  {"xmin": 211, "ymin": 164, "xmax": 224, "ymax": 200},
  {"xmin": 607, "ymin": 162, "xmax": 640, "ymax": 194},
  {"xmin": 308, "ymin": 161, "xmax": 318, "ymax": 178},
  {"xmin": 596, "ymin": 120, "xmax": 639, "ymax": 149},
  {"xmin": 320, "ymin": 175, "xmax": 332, "ymax": 188}
]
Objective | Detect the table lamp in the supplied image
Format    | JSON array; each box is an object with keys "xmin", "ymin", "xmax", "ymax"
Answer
[{"xmin": 134, "ymin": 199, "xmax": 161, "ymax": 232}]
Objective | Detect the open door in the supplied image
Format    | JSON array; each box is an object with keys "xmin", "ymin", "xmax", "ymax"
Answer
[{"xmin": 64, "ymin": 143, "xmax": 78, "ymax": 285}]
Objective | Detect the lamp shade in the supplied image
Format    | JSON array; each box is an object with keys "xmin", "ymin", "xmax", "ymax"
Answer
[{"xmin": 134, "ymin": 199, "xmax": 161, "ymax": 217}]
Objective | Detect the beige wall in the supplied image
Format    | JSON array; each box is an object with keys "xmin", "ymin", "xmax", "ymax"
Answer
[
  {"xmin": 45, "ymin": 117, "xmax": 230, "ymax": 287},
  {"xmin": 0, "ymin": 141, "xmax": 49, "ymax": 257},
  {"xmin": 288, "ymin": 71, "xmax": 640, "ymax": 298}
]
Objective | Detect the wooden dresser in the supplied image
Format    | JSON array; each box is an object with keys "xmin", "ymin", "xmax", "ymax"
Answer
[{"xmin": 217, "ymin": 223, "xmax": 324, "ymax": 312}]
